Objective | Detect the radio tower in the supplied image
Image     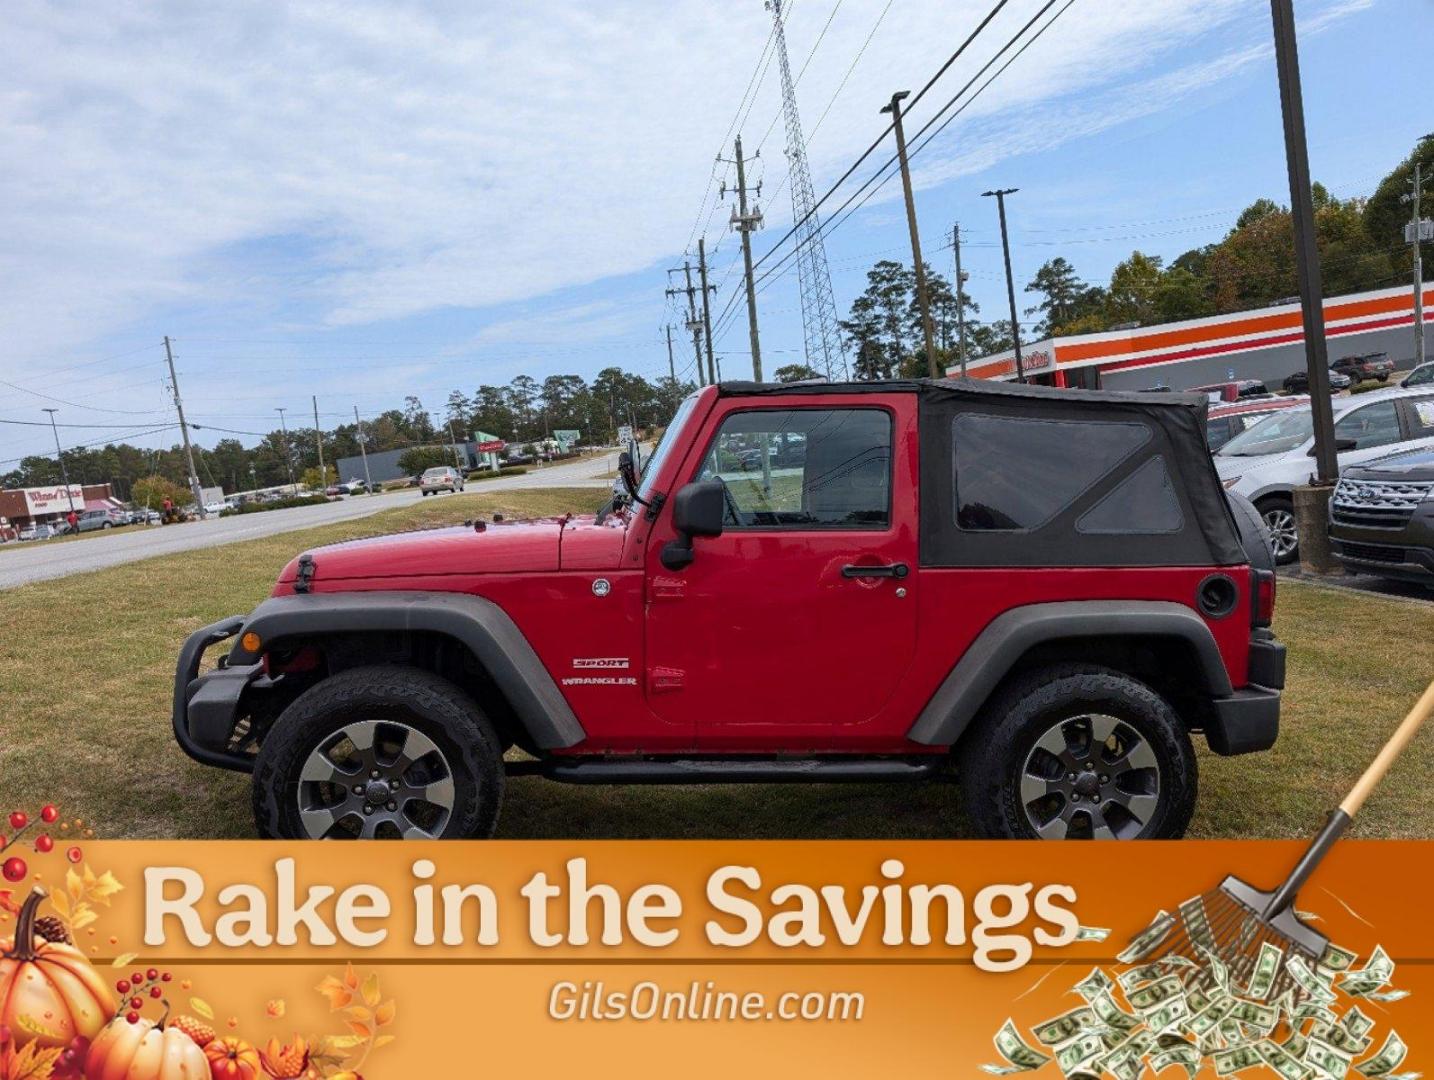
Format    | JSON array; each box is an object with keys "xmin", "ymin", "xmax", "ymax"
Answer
[{"xmin": 766, "ymin": 0, "xmax": 846, "ymax": 379}]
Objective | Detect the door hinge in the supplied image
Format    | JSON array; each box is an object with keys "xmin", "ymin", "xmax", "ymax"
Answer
[{"xmin": 648, "ymin": 666, "xmax": 685, "ymax": 693}]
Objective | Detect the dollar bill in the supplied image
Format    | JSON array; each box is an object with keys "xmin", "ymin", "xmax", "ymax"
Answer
[
  {"xmin": 1312, "ymin": 1020, "xmax": 1373, "ymax": 1057},
  {"xmin": 1214, "ymin": 1044, "xmax": 1264, "ymax": 1076},
  {"xmin": 1199, "ymin": 945, "xmax": 1232, "ymax": 993},
  {"xmin": 1146, "ymin": 996, "xmax": 1191, "ymax": 1034},
  {"xmin": 1074, "ymin": 967, "xmax": 1115, "ymax": 1002},
  {"xmin": 1356, "ymin": 1032, "xmax": 1408, "ymax": 1078},
  {"xmin": 1128, "ymin": 974, "xmax": 1185, "ymax": 1014},
  {"xmin": 1342, "ymin": 1007, "xmax": 1375, "ymax": 1040},
  {"xmin": 1119, "ymin": 962, "xmax": 1170, "ymax": 992},
  {"xmin": 1340, "ymin": 946, "xmax": 1394, "ymax": 997},
  {"xmin": 1151, "ymin": 1044, "xmax": 1201, "ymax": 1078},
  {"xmin": 985, "ymin": 1019, "xmax": 1053, "ymax": 1074},
  {"xmin": 1229, "ymin": 998, "xmax": 1279, "ymax": 1034},
  {"xmin": 1076, "ymin": 925, "xmax": 1112, "ymax": 942},
  {"xmin": 1283, "ymin": 1031, "xmax": 1310, "ymax": 1060},
  {"xmin": 1056, "ymin": 1033, "xmax": 1107, "ymax": 1076},
  {"xmin": 1246, "ymin": 941, "xmax": 1284, "ymax": 1001},
  {"xmin": 1033, "ymin": 1006, "xmax": 1098, "ymax": 1047},
  {"xmin": 1288, "ymin": 955, "xmax": 1339, "ymax": 1005},
  {"xmin": 1259, "ymin": 1039, "xmax": 1313, "ymax": 1080},
  {"xmin": 1306, "ymin": 1036, "xmax": 1354, "ymax": 1079},
  {"xmin": 1188, "ymin": 997, "xmax": 1237, "ymax": 1039},
  {"xmin": 1091, "ymin": 990, "xmax": 1142, "ymax": 1034},
  {"xmin": 1118, "ymin": 911, "xmax": 1176, "ymax": 964},
  {"xmin": 1179, "ymin": 895, "xmax": 1217, "ymax": 952},
  {"xmin": 1186, "ymin": 985, "xmax": 1212, "ymax": 1014},
  {"xmin": 1319, "ymin": 943, "xmax": 1358, "ymax": 973},
  {"xmin": 1363, "ymin": 989, "xmax": 1409, "ymax": 1003}
]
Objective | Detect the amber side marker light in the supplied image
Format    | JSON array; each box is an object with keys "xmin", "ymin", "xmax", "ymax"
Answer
[{"xmin": 241, "ymin": 632, "xmax": 262, "ymax": 653}]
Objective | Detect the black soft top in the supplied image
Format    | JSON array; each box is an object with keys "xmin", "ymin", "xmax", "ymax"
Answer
[{"xmin": 716, "ymin": 377, "xmax": 1243, "ymax": 568}]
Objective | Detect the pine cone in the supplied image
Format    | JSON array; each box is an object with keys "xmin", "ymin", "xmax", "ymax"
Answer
[{"xmin": 33, "ymin": 915, "xmax": 70, "ymax": 944}]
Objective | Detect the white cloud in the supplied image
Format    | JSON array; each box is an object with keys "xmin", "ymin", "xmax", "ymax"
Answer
[{"xmin": 0, "ymin": 0, "xmax": 1375, "ymax": 378}]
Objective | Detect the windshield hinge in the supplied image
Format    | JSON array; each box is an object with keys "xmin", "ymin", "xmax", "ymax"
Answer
[
  {"xmin": 294, "ymin": 553, "xmax": 316, "ymax": 594},
  {"xmin": 644, "ymin": 491, "xmax": 666, "ymax": 523}
]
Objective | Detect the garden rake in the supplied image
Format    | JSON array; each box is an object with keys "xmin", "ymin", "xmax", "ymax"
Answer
[{"xmin": 1140, "ymin": 677, "xmax": 1434, "ymax": 1002}]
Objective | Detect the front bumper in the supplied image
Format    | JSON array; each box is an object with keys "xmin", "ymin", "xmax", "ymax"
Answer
[{"xmin": 172, "ymin": 615, "xmax": 263, "ymax": 772}]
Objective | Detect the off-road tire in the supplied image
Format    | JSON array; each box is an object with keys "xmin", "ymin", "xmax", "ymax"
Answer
[
  {"xmin": 957, "ymin": 664, "xmax": 1197, "ymax": 840},
  {"xmin": 252, "ymin": 665, "xmax": 504, "ymax": 839}
]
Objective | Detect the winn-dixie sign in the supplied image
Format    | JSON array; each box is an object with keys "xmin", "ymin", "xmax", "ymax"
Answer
[{"xmin": 23, "ymin": 484, "xmax": 83, "ymax": 514}]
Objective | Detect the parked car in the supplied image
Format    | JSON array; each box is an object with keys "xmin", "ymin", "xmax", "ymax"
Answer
[
  {"xmin": 1282, "ymin": 368, "xmax": 1352, "ymax": 394},
  {"xmin": 1401, "ymin": 361, "xmax": 1434, "ymax": 388},
  {"xmin": 175, "ymin": 378, "xmax": 1286, "ymax": 842},
  {"xmin": 1187, "ymin": 380, "xmax": 1273, "ymax": 403},
  {"xmin": 419, "ymin": 466, "xmax": 465, "ymax": 495},
  {"xmin": 203, "ymin": 501, "xmax": 227, "ymax": 515},
  {"xmin": 73, "ymin": 508, "xmax": 124, "ymax": 532},
  {"xmin": 1215, "ymin": 385, "xmax": 1434, "ymax": 562},
  {"xmin": 1327, "ymin": 445, "xmax": 1434, "ymax": 588},
  {"xmin": 1205, "ymin": 396, "xmax": 1307, "ymax": 452},
  {"xmin": 340, "ymin": 479, "xmax": 370, "ymax": 495},
  {"xmin": 18, "ymin": 523, "xmax": 57, "ymax": 541},
  {"xmin": 1331, "ymin": 352, "xmax": 1395, "ymax": 384}
]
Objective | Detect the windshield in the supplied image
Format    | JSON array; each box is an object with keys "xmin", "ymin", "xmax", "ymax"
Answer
[
  {"xmin": 637, "ymin": 393, "xmax": 701, "ymax": 500},
  {"xmin": 1216, "ymin": 406, "xmax": 1313, "ymax": 457}
]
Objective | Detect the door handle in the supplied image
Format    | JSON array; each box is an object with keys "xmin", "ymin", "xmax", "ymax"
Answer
[{"xmin": 841, "ymin": 562, "xmax": 909, "ymax": 579}]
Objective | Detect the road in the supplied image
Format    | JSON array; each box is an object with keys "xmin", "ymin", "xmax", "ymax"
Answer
[{"xmin": 0, "ymin": 452, "xmax": 618, "ymax": 591}]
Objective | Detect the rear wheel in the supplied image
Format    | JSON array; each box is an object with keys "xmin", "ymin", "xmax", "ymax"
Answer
[
  {"xmin": 1257, "ymin": 495, "xmax": 1298, "ymax": 564},
  {"xmin": 958, "ymin": 665, "xmax": 1197, "ymax": 840},
  {"xmin": 252, "ymin": 665, "xmax": 504, "ymax": 839}
]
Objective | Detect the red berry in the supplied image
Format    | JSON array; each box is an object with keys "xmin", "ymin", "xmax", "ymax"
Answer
[
  {"xmin": 8, "ymin": 812, "xmax": 26, "ymax": 831},
  {"xmin": 129, "ymin": 997, "xmax": 143, "ymax": 1010},
  {"xmin": 146, "ymin": 968, "xmax": 159, "ymax": 981},
  {"xmin": 66, "ymin": 845, "xmax": 83, "ymax": 863},
  {"xmin": 131, "ymin": 972, "xmax": 143, "ymax": 985},
  {"xmin": 35, "ymin": 834, "xmax": 53, "ymax": 853},
  {"xmin": 161, "ymin": 972, "xmax": 172, "ymax": 982},
  {"xmin": 2, "ymin": 856, "xmax": 26, "ymax": 882},
  {"xmin": 116, "ymin": 980, "xmax": 130, "ymax": 994},
  {"xmin": 126, "ymin": 1012, "xmax": 139, "ymax": 1024},
  {"xmin": 149, "ymin": 986, "xmax": 162, "ymax": 999},
  {"xmin": 0, "ymin": 834, "xmax": 7, "ymax": 849},
  {"xmin": 40, "ymin": 805, "xmax": 58, "ymax": 824}
]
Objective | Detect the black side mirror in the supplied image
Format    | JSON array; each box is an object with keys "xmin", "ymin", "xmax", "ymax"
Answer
[
  {"xmin": 1309, "ymin": 437, "xmax": 1357, "ymax": 456},
  {"xmin": 661, "ymin": 481, "xmax": 725, "ymax": 570}
]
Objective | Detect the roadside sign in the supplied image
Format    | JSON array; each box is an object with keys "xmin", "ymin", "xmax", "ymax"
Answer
[
  {"xmin": 552, "ymin": 428, "xmax": 581, "ymax": 451},
  {"xmin": 476, "ymin": 440, "xmax": 505, "ymax": 453},
  {"xmin": 617, "ymin": 424, "xmax": 633, "ymax": 445}
]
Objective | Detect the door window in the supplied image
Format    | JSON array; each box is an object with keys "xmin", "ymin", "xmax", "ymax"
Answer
[
  {"xmin": 1334, "ymin": 401, "xmax": 1401, "ymax": 450},
  {"xmin": 698, "ymin": 408, "xmax": 891, "ymax": 528}
]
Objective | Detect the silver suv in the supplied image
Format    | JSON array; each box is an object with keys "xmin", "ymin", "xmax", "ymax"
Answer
[
  {"xmin": 1214, "ymin": 384, "xmax": 1434, "ymax": 562},
  {"xmin": 419, "ymin": 466, "xmax": 465, "ymax": 495}
]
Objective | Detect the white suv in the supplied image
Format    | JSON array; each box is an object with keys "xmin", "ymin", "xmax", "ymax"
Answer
[{"xmin": 1214, "ymin": 385, "xmax": 1434, "ymax": 562}]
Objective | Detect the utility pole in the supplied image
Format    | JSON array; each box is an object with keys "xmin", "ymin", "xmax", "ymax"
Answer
[
  {"xmin": 982, "ymin": 188, "xmax": 1025, "ymax": 383},
  {"xmin": 40, "ymin": 409, "xmax": 78, "ymax": 518},
  {"xmin": 721, "ymin": 134, "xmax": 765, "ymax": 381},
  {"xmin": 1403, "ymin": 147, "xmax": 1432, "ymax": 371},
  {"xmin": 666, "ymin": 262, "xmax": 705, "ymax": 386},
  {"xmin": 882, "ymin": 91, "xmax": 939, "ymax": 380},
  {"xmin": 953, "ymin": 222, "xmax": 969, "ymax": 377},
  {"xmin": 275, "ymin": 407, "xmax": 295, "ymax": 489},
  {"xmin": 164, "ymin": 335, "xmax": 206, "ymax": 516},
  {"xmin": 312, "ymin": 395, "xmax": 326, "ymax": 488},
  {"xmin": 353, "ymin": 406, "xmax": 374, "ymax": 493},
  {"xmin": 696, "ymin": 237, "xmax": 718, "ymax": 385},
  {"xmin": 447, "ymin": 420, "xmax": 464, "ymax": 469},
  {"xmin": 664, "ymin": 323, "xmax": 676, "ymax": 383}
]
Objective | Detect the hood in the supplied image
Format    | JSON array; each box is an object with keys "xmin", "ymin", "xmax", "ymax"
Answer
[
  {"xmin": 275, "ymin": 515, "xmax": 628, "ymax": 587},
  {"xmin": 1343, "ymin": 446, "xmax": 1434, "ymax": 483}
]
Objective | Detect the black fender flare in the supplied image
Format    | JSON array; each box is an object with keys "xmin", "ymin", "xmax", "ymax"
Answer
[
  {"xmin": 226, "ymin": 591, "xmax": 585, "ymax": 750},
  {"xmin": 906, "ymin": 600, "xmax": 1234, "ymax": 747}
]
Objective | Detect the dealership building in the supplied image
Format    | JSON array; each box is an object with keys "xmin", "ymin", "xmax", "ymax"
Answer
[
  {"xmin": 952, "ymin": 282, "xmax": 1432, "ymax": 391},
  {"xmin": 0, "ymin": 482, "xmax": 122, "ymax": 536}
]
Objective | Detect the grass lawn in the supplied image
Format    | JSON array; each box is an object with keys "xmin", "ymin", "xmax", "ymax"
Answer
[{"xmin": 0, "ymin": 489, "xmax": 1430, "ymax": 840}]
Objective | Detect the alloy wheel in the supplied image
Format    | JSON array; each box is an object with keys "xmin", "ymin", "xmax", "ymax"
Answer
[
  {"xmin": 1262, "ymin": 507, "xmax": 1298, "ymax": 559},
  {"xmin": 296, "ymin": 719, "xmax": 456, "ymax": 839},
  {"xmin": 1019, "ymin": 713, "xmax": 1161, "ymax": 840}
]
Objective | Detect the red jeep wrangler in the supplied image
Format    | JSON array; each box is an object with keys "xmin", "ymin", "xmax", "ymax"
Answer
[{"xmin": 174, "ymin": 379, "xmax": 1284, "ymax": 840}]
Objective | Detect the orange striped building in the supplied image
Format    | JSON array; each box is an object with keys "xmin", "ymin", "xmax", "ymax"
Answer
[{"xmin": 952, "ymin": 282, "xmax": 1433, "ymax": 390}]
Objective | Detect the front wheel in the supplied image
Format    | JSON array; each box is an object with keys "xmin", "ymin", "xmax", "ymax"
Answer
[
  {"xmin": 252, "ymin": 666, "xmax": 504, "ymax": 839},
  {"xmin": 958, "ymin": 665, "xmax": 1197, "ymax": 840},
  {"xmin": 1257, "ymin": 496, "xmax": 1298, "ymax": 564}
]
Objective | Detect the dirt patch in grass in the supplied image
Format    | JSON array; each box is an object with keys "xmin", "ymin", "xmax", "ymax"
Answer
[{"xmin": 0, "ymin": 504, "xmax": 1429, "ymax": 839}]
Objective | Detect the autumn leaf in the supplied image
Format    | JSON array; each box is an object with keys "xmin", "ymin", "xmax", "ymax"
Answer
[
  {"xmin": 2, "ymin": 1041, "xmax": 64, "ymax": 1080},
  {"xmin": 86, "ymin": 869, "xmax": 124, "ymax": 905},
  {"xmin": 315, "ymin": 975, "xmax": 353, "ymax": 1011},
  {"xmin": 111, "ymin": 952, "xmax": 137, "ymax": 968},
  {"xmin": 320, "ymin": 1035, "xmax": 365, "ymax": 1053},
  {"xmin": 342, "ymin": 1006, "xmax": 371, "ymax": 1026},
  {"xmin": 344, "ymin": 1020, "xmax": 372, "ymax": 1040},
  {"xmin": 373, "ymin": 1034, "xmax": 396, "ymax": 1049},
  {"xmin": 360, "ymin": 972, "xmax": 381, "ymax": 1008},
  {"xmin": 373, "ymin": 999, "xmax": 396, "ymax": 1027},
  {"xmin": 342, "ymin": 963, "xmax": 359, "ymax": 990},
  {"xmin": 65, "ymin": 868, "xmax": 84, "ymax": 904},
  {"xmin": 190, "ymin": 997, "xmax": 215, "ymax": 1020},
  {"xmin": 47, "ymin": 891, "xmax": 69, "ymax": 920},
  {"xmin": 70, "ymin": 908, "xmax": 97, "ymax": 931},
  {"xmin": 0, "ymin": 890, "xmax": 20, "ymax": 917},
  {"xmin": 265, "ymin": 999, "xmax": 286, "ymax": 1019}
]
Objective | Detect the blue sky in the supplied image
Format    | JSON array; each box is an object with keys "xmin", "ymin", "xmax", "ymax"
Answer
[{"xmin": 0, "ymin": 0, "xmax": 1424, "ymax": 465}]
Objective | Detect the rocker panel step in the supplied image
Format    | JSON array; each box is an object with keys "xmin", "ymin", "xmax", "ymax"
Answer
[{"xmin": 511, "ymin": 757, "xmax": 946, "ymax": 785}]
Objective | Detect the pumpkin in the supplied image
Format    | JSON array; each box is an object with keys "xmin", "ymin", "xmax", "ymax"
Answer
[
  {"xmin": 0, "ymin": 887, "xmax": 114, "ymax": 1050},
  {"xmin": 85, "ymin": 1014, "xmax": 209, "ymax": 1080},
  {"xmin": 204, "ymin": 1036, "xmax": 263, "ymax": 1080}
]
